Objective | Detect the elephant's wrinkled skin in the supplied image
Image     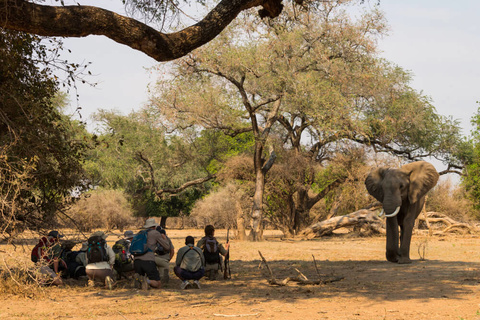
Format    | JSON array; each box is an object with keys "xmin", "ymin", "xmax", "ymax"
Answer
[{"xmin": 365, "ymin": 161, "xmax": 439, "ymax": 264}]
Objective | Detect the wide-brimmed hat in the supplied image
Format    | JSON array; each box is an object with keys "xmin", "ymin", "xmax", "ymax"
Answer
[
  {"xmin": 91, "ymin": 231, "xmax": 108, "ymax": 239},
  {"xmin": 124, "ymin": 230, "xmax": 134, "ymax": 239},
  {"xmin": 143, "ymin": 218, "xmax": 159, "ymax": 229},
  {"xmin": 80, "ymin": 242, "xmax": 88, "ymax": 252},
  {"xmin": 47, "ymin": 230, "xmax": 64, "ymax": 238}
]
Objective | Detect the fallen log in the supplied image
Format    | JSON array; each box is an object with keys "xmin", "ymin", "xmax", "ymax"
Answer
[{"xmin": 300, "ymin": 209, "xmax": 385, "ymax": 239}]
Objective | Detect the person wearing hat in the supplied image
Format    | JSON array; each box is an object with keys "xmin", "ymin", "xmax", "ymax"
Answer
[
  {"xmin": 132, "ymin": 218, "xmax": 170, "ymax": 290},
  {"xmin": 75, "ymin": 242, "xmax": 88, "ymax": 268},
  {"xmin": 32, "ymin": 230, "xmax": 64, "ymax": 286},
  {"xmin": 85, "ymin": 231, "xmax": 116, "ymax": 290}
]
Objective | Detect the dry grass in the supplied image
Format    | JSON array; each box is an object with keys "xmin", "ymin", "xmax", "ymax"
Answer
[{"xmin": 2, "ymin": 228, "xmax": 480, "ymax": 320}]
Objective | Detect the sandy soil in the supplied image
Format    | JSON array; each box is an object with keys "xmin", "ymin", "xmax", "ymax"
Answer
[{"xmin": 2, "ymin": 229, "xmax": 480, "ymax": 320}]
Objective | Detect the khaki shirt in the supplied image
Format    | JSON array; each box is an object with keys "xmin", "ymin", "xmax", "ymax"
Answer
[
  {"xmin": 175, "ymin": 244, "xmax": 204, "ymax": 272},
  {"xmin": 134, "ymin": 229, "xmax": 170, "ymax": 261}
]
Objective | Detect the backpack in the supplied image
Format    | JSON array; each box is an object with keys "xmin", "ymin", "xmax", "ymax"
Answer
[
  {"xmin": 113, "ymin": 239, "xmax": 131, "ymax": 265},
  {"xmin": 129, "ymin": 229, "xmax": 152, "ymax": 257},
  {"xmin": 31, "ymin": 237, "xmax": 52, "ymax": 263},
  {"xmin": 202, "ymin": 236, "xmax": 220, "ymax": 265},
  {"xmin": 86, "ymin": 235, "xmax": 108, "ymax": 263},
  {"xmin": 155, "ymin": 238, "xmax": 170, "ymax": 256}
]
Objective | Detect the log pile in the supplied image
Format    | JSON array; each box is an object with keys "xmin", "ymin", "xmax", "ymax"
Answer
[
  {"xmin": 300, "ymin": 209, "xmax": 385, "ymax": 239},
  {"xmin": 300, "ymin": 209, "xmax": 478, "ymax": 239}
]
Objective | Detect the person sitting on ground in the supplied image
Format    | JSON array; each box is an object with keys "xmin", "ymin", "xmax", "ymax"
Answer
[
  {"xmin": 154, "ymin": 226, "xmax": 175, "ymax": 285},
  {"xmin": 31, "ymin": 230, "xmax": 65, "ymax": 286},
  {"xmin": 132, "ymin": 218, "xmax": 170, "ymax": 290},
  {"xmin": 196, "ymin": 225, "xmax": 229, "ymax": 280},
  {"xmin": 175, "ymin": 236, "xmax": 205, "ymax": 289},
  {"xmin": 85, "ymin": 231, "xmax": 115, "ymax": 290},
  {"xmin": 74, "ymin": 242, "xmax": 88, "ymax": 278},
  {"xmin": 112, "ymin": 230, "xmax": 135, "ymax": 280}
]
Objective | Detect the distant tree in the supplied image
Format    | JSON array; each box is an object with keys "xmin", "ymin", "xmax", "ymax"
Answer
[
  {"xmin": 86, "ymin": 110, "xmax": 244, "ymax": 224},
  {"xmin": 461, "ymin": 107, "xmax": 480, "ymax": 210},
  {"xmin": 148, "ymin": 2, "xmax": 465, "ymax": 238}
]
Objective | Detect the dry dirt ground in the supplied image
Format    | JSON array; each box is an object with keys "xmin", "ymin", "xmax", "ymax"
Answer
[{"xmin": 2, "ymin": 229, "xmax": 480, "ymax": 320}]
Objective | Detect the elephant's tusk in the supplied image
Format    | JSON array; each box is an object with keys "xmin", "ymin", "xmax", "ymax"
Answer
[
  {"xmin": 383, "ymin": 206, "xmax": 400, "ymax": 218},
  {"xmin": 379, "ymin": 209, "xmax": 385, "ymax": 217}
]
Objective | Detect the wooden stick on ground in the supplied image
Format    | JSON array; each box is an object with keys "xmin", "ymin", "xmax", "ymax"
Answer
[{"xmin": 312, "ymin": 255, "xmax": 320, "ymax": 277}]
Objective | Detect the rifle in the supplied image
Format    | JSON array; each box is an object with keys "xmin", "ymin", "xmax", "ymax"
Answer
[{"xmin": 223, "ymin": 227, "xmax": 231, "ymax": 279}]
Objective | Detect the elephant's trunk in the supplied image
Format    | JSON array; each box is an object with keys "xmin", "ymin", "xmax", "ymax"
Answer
[{"xmin": 379, "ymin": 206, "xmax": 400, "ymax": 218}]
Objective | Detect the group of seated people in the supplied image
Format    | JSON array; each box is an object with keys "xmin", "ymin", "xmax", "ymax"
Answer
[{"xmin": 32, "ymin": 220, "xmax": 229, "ymax": 290}]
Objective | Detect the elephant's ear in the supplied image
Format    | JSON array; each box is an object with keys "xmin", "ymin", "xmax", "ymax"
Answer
[
  {"xmin": 365, "ymin": 167, "xmax": 386, "ymax": 202},
  {"xmin": 401, "ymin": 161, "xmax": 439, "ymax": 204}
]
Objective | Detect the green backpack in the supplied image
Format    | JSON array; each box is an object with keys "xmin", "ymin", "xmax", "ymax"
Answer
[{"xmin": 112, "ymin": 239, "xmax": 132, "ymax": 265}]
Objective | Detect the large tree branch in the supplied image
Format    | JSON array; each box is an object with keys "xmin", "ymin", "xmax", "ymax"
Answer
[
  {"xmin": 156, "ymin": 174, "xmax": 216, "ymax": 197},
  {"xmin": 0, "ymin": 0, "xmax": 283, "ymax": 62}
]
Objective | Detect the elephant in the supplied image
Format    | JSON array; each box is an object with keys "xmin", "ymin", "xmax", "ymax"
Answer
[{"xmin": 365, "ymin": 161, "xmax": 439, "ymax": 264}]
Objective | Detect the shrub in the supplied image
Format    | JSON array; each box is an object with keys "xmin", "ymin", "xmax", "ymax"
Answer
[
  {"xmin": 427, "ymin": 179, "xmax": 479, "ymax": 221},
  {"xmin": 65, "ymin": 189, "xmax": 135, "ymax": 232}
]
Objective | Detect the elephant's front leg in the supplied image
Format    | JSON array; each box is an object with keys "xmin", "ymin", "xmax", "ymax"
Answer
[
  {"xmin": 398, "ymin": 201, "xmax": 424, "ymax": 264},
  {"xmin": 385, "ymin": 217, "xmax": 400, "ymax": 262}
]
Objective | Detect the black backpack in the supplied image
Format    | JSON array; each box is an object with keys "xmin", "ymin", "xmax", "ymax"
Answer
[
  {"xmin": 87, "ymin": 235, "xmax": 108, "ymax": 263},
  {"xmin": 202, "ymin": 236, "xmax": 220, "ymax": 264}
]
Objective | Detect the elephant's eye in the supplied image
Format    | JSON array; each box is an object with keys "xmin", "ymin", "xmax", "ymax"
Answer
[{"xmin": 399, "ymin": 183, "xmax": 405, "ymax": 189}]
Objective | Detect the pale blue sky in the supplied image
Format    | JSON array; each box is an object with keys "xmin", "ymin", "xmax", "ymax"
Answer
[{"xmin": 63, "ymin": 0, "xmax": 479, "ymax": 139}]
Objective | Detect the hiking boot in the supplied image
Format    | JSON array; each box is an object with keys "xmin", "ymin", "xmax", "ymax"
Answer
[
  {"xmin": 193, "ymin": 280, "xmax": 201, "ymax": 289},
  {"xmin": 204, "ymin": 270, "xmax": 211, "ymax": 280},
  {"xmin": 141, "ymin": 276, "xmax": 149, "ymax": 290},
  {"xmin": 105, "ymin": 276, "xmax": 113, "ymax": 290},
  {"xmin": 180, "ymin": 280, "xmax": 192, "ymax": 290},
  {"xmin": 209, "ymin": 270, "xmax": 217, "ymax": 281},
  {"xmin": 132, "ymin": 273, "xmax": 141, "ymax": 289},
  {"xmin": 88, "ymin": 279, "xmax": 95, "ymax": 288},
  {"xmin": 162, "ymin": 269, "xmax": 170, "ymax": 285}
]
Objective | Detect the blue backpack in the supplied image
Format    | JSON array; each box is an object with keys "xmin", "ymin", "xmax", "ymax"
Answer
[{"xmin": 129, "ymin": 229, "xmax": 152, "ymax": 257}]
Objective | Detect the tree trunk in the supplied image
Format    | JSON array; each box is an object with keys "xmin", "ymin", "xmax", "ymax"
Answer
[
  {"xmin": 248, "ymin": 167, "xmax": 265, "ymax": 241},
  {"xmin": 160, "ymin": 216, "xmax": 167, "ymax": 228},
  {"xmin": 235, "ymin": 200, "xmax": 247, "ymax": 241}
]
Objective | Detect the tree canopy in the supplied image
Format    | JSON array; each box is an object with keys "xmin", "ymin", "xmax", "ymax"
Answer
[{"xmin": 0, "ymin": 29, "xmax": 90, "ymax": 236}]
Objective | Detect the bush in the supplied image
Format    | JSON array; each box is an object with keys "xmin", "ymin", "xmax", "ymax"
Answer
[
  {"xmin": 65, "ymin": 189, "xmax": 135, "ymax": 232},
  {"xmin": 190, "ymin": 183, "xmax": 249, "ymax": 229},
  {"xmin": 427, "ymin": 179, "xmax": 479, "ymax": 221}
]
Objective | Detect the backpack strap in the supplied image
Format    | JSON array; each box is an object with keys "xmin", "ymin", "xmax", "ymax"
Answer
[{"xmin": 180, "ymin": 246, "xmax": 202, "ymax": 264}]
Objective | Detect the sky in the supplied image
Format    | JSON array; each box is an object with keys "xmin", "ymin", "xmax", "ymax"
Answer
[{"xmin": 61, "ymin": 0, "xmax": 480, "ymax": 140}]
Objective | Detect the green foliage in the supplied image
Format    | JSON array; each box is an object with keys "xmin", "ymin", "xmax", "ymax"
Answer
[
  {"xmin": 0, "ymin": 29, "xmax": 89, "ymax": 236},
  {"xmin": 462, "ymin": 106, "xmax": 480, "ymax": 209},
  {"xmin": 86, "ymin": 109, "xmax": 251, "ymax": 218}
]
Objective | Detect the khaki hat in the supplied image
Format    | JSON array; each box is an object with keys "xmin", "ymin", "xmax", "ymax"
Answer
[
  {"xmin": 91, "ymin": 231, "xmax": 108, "ymax": 239},
  {"xmin": 80, "ymin": 242, "xmax": 88, "ymax": 251},
  {"xmin": 124, "ymin": 230, "xmax": 134, "ymax": 239},
  {"xmin": 143, "ymin": 218, "xmax": 159, "ymax": 229}
]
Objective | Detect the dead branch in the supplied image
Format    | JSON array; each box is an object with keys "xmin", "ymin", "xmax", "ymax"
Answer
[
  {"xmin": 418, "ymin": 212, "xmax": 478, "ymax": 234},
  {"xmin": 258, "ymin": 251, "xmax": 343, "ymax": 286}
]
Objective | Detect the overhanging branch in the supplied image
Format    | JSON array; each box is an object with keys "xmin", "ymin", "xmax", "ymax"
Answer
[{"xmin": 0, "ymin": 0, "xmax": 282, "ymax": 62}]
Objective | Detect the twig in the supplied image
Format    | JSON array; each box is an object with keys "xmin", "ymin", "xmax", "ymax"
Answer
[
  {"xmin": 117, "ymin": 311, "xmax": 130, "ymax": 320},
  {"xmin": 213, "ymin": 313, "xmax": 259, "ymax": 317},
  {"xmin": 258, "ymin": 251, "xmax": 275, "ymax": 281},
  {"xmin": 312, "ymin": 255, "xmax": 320, "ymax": 277},
  {"xmin": 295, "ymin": 268, "xmax": 309, "ymax": 281}
]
